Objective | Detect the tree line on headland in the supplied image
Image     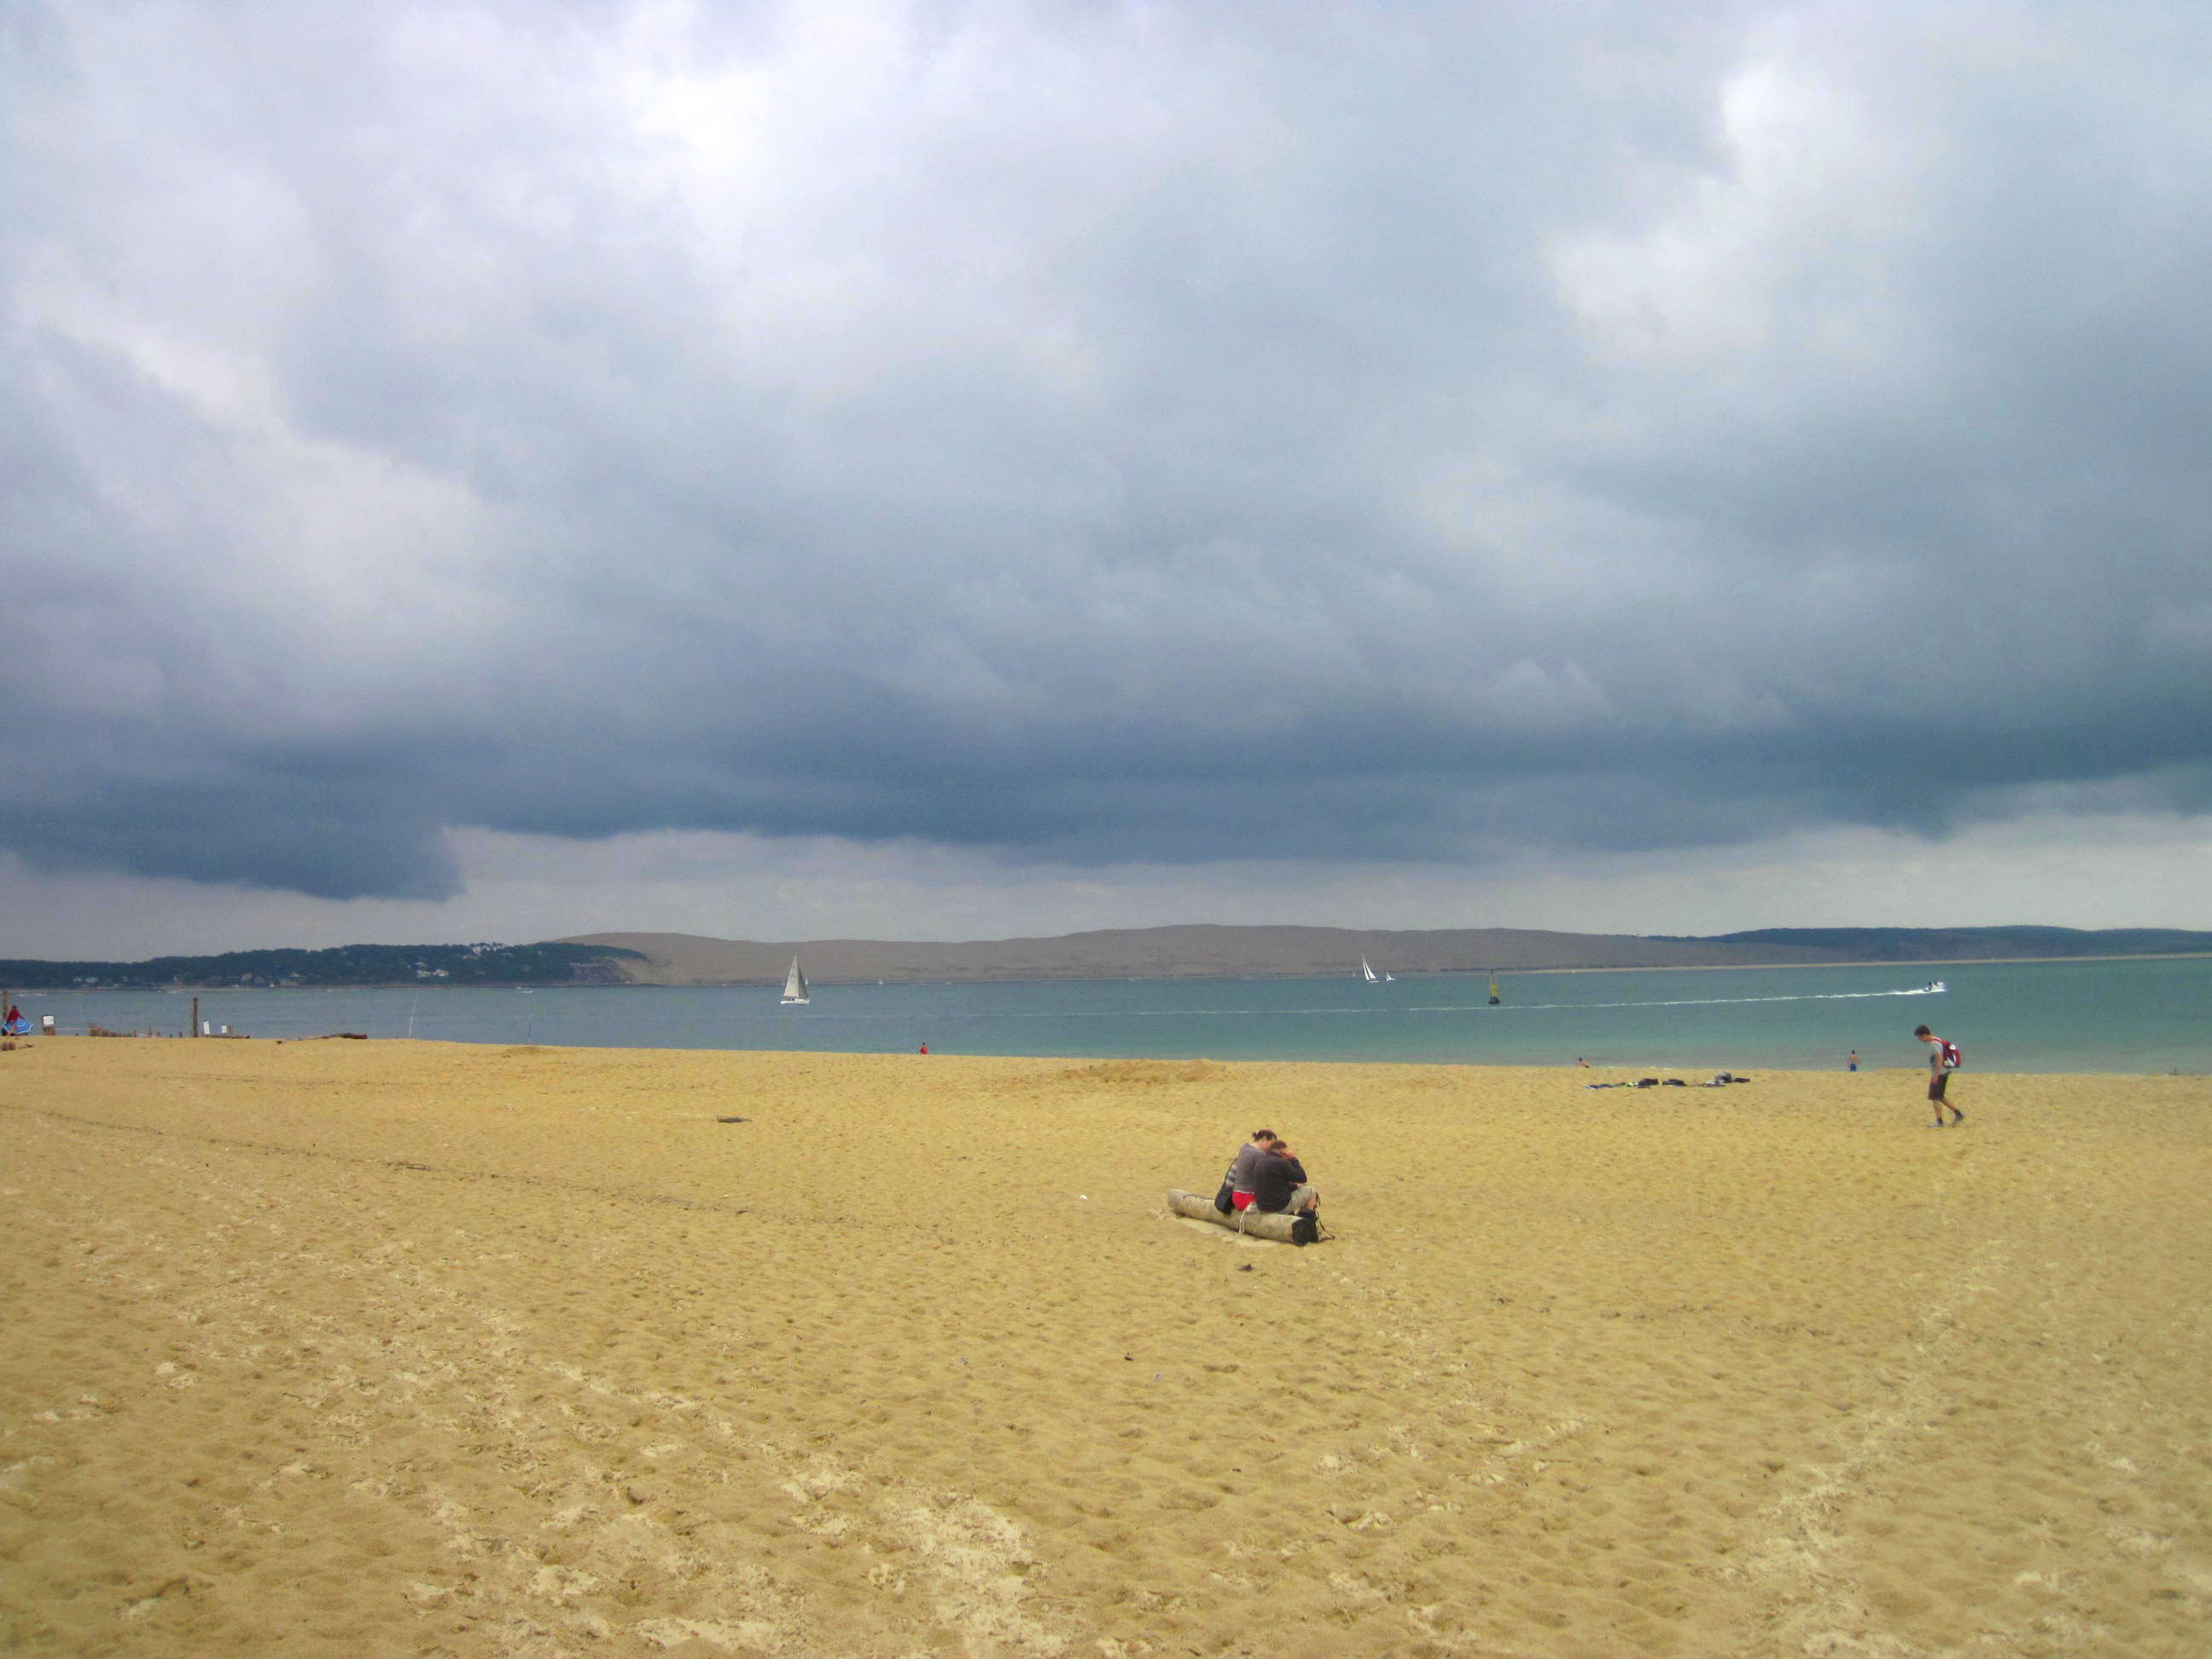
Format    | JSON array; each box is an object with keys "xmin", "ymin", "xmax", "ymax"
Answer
[
  {"xmin": 0, "ymin": 940, "xmax": 645, "ymax": 990},
  {"xmin": 4, "ymin": 924, "xmax": 2206, "ymax": 992}
]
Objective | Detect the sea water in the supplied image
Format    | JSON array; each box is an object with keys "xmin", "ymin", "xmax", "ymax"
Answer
[{"xmin": 14, "ymin": 955, "xmax": 2210, "ymax": 1074}]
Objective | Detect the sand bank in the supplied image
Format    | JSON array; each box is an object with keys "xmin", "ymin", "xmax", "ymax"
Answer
[{"xmin": 3, "ymin": 1039, "xmax": 2209, "ymax": 1656}]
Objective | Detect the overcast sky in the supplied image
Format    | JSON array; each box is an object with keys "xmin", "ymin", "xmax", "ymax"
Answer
[{"xmin": 5, "ymin": 0, "xmax": 2210, "ymax": 958}]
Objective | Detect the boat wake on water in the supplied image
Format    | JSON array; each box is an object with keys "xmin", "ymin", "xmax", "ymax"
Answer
[
  {"xmin": 1409, "ymin": 984, "xmax": 1949, "ymax": 1015},
  {"xmin": 715, "ymin": 983, "xmax": 1950, "ymax": 1024}
]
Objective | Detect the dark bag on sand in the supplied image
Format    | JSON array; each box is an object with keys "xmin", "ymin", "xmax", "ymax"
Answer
[
  {"xmin": 1291, "ymin": 1212, "xmax": 1320, "ymax": 1246},
  {"xmin": 1214, "ymin": 1167, "xmax": 1237, "ymax": 1214}
]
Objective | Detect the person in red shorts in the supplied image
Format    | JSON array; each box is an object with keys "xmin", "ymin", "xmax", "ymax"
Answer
[{"xmin": 1227, "ymin": 1128, "xmax": 1277, "ymax": 1211}]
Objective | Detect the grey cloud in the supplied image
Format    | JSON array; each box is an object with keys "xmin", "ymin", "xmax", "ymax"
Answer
[
  {"xmin": 6, "ymin": 774, "xmax": 460, "ymax": 900},
  {"xmin": 5, "ymin": 0, "xmax": 2211, "ymax": 902}
]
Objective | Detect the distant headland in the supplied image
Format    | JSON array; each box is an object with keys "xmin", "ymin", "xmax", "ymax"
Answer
[
  {"xmin": 6, "ymin": 924, "xmax": 2207, "ymax": 992},
  {"xmin": 0, "ymin": 940, "xmax": 645, "ymax": 992},
  {"xmin": 560, "ymin": 924, "xmax": 2212, "ymax": 986}
]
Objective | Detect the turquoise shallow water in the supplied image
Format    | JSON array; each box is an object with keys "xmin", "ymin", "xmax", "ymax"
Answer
[{"xmin": 14, "ymin": 955, "xmax": 2210, "ymax": 1073}]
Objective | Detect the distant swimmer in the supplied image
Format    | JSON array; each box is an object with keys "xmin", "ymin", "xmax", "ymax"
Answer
[{"xmin": 1914, "ymin": 1025, "xmax": 1963, "ymax": 1126}]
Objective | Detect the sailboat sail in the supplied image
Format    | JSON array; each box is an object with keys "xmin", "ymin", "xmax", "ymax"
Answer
[
  {"xmin": 780, "ymin": 956, "xmax": 810, "ymax": 1004},
  {"xmin": 1360, "ymin": 956, "xmax": 1379, "ymax": 983}
]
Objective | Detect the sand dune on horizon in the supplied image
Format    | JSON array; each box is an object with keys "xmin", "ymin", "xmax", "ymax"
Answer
[{"xmin": 3, "ymin": 1039, "xmax": 2208, "ymax": 1656}]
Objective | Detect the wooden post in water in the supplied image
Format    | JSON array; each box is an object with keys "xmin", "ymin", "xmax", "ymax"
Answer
[{"xmin": 192, "ymin": 997, "xmax": 200, "ymax": 1039}]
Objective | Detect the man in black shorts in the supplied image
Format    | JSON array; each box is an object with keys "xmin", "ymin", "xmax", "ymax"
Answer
[{"xmin": 1915, "ymin": 1025, "xmax": 1963, "ymax": 1126}]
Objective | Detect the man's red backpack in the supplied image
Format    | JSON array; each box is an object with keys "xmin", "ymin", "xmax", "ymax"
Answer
[{"xmin": 1938, "ymin": 1039, "xmax": 1962, "ymax": 1070}]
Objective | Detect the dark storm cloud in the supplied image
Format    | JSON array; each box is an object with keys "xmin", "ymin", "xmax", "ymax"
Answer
[{"xmin": 4, "ymin": 0, "xmax": 2210, "ymax": 900}]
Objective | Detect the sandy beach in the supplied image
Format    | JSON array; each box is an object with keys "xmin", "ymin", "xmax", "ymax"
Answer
[{"xmin": 3, "ymin": 1039, "xmax": 2208, "ymax": 1656}]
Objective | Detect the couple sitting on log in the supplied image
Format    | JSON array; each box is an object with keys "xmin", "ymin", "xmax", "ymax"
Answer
[{"xmin": 1220, "ymin": 1127, "xmax": 1320, "ymax": 1221}]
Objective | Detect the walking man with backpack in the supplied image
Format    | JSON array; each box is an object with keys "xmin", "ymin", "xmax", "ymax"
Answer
[{"xmin": 1915, "ymin": 1024, "xmax": 1964, "ymax": 1126}]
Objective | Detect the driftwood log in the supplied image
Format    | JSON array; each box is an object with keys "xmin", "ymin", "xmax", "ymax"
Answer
[{"xmin": 1166, "ymin": 1190, "xmax": 1307, "ymax": 1243}]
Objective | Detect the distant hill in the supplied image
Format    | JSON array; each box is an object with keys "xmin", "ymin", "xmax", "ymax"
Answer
[
  {"xmin": 562, "ymin": 923, "xmax": 2212, "ymax": 984},
  {"xmin": 550, "ymin": 924, "xmax": 1836, "ymax": 984},
  {"xmin": 9, "ymin": 925, "xmax": 2203, "ymax": 992},
  {"xmin": 1693, "ymin": 927, "xmax": 2212, "ymax": 963}
]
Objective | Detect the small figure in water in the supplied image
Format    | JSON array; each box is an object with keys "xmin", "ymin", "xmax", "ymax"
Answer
[{"xmin": 1848, "ymin": 1050, "xmax": 1859, "ymax": 1072}]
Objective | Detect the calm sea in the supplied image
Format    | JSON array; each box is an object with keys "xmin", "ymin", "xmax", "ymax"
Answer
[{"xmin": 12, "ymin": 956, "xmax": 2209, "ymax": 1074}]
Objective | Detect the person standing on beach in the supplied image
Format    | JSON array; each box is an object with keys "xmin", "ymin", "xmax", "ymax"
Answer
[
  {"xmin": 1848, "ymin": 1050, "xmax": 1859, "ymax": 1072},
  {"xmin": 1915, "ymin": 1025, "xmax": 1963, "ymax": 1126}
]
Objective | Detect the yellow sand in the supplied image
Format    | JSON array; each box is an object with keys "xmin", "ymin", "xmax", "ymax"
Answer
[{"xmin": 3, "ymin": 1039, "xmax": 2209, "ymax": 1657}]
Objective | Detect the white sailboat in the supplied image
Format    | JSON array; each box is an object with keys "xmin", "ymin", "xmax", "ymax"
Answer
[
  {"xmin": 1360, "ymin": 956, "xmax": 1380, "ymax": 983},
  {"xmin": 780, "ymin": 956, "xmax": 811, "ymax": 1005}
]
